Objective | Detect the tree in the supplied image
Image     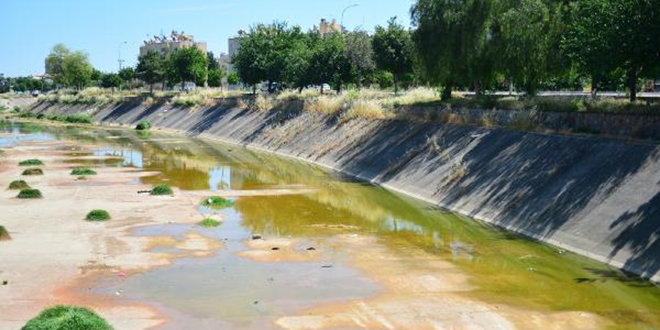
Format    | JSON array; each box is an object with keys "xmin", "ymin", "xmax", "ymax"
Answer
[
  {"xmin": 307, "ymin": 32, "xmax": 351, "ymax": 93},
  {"xmin": 168, "ymin": 47, "xmax": 208, "ymax": 88},
  {"xmin": 411, "ymin": 0, "xmax": 493, "ymax": 100},
  {"xmin": 227, "ymin": 72, "xmax": 240, "ymax": 86},
  {"xmin": 137, "ymin": 50, "xmax": 166, "ymax": 93},
  {"xmin": 118, "ymin": 67, "xmax": 136, "ymax": 87},
  {"xmin": 61, "ymin": 51, "xmax": 93, "ymax": 90},
  {"xmin": 100, "ymin": 73, "xmax": 122, "ymax": 90},
  {"xmin": 231, "ymin": 27, "xmax": 266, "ymax": 94},
  {"xmin": 345, "ymin": 30, "xmax": 375, "ymax": 87},
  {"xmin": 208, "ymin": 67, "xmax": 225, "ymax": 88},
  {"xmin": 45, "ymin": 44, "xmax": 71, "ymax": 87},
  {"xmin": 372, "ymin": 17, "xmax": 413, "ymax": 95}
]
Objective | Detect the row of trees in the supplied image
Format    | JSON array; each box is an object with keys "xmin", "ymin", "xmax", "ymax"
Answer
[
  {"xmin": 231, "ymin": 21, "xmax": 414, "ymax": 94},
  {"xmin": 231, "ymin": 0, "xmax": 660, "ymax": 101}
]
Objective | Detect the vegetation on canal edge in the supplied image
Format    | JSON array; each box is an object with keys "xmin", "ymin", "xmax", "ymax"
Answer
[
  {"xmin": 198, "ymin": 217, "xmax": 221, "ymax": 227},
  {"xmin": 22, "ymin": 168, "xmax": 43, "ymax": 175},
  {"xmin": 17, "ymin": 188, "xmax": 42, "ymax": 199},
  {"xmin": 85, "ymin": 209, "xmax": 110, "ymax": 221},
  {"xmin": 135, "ymin": 120, "xmax": 151, "ymax": 131},
  {"xmin": 150, "ymin": 183, "xmax": 173, "ymax": 196},
  {"xmin": 21, "ymin": 305, "xmax": 113, "ymax": 330},
  {"xmin": 18, "ymin": 159, "xmax": 44, "ymax": 166},
  {"xmin": 8, "ymin": 180, "xmax": 31, "ymax": 190},
  {"xmin": 71, "ymin": 168, "xmax": 97, "ymax": 175},
  {"xmin": 201, "ymin": 196, "xmax": 235, "ymax": 209},
  {"xmin": 0, "ymin": 225, "xmax": 10, "ymax": 241}
]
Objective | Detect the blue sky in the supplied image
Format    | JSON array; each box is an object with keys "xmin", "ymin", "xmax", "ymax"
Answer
[{"xmin": 1, "ymin": 0, "xmax": 415, "ymax": 77}]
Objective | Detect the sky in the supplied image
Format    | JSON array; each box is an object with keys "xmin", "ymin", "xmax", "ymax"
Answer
[{"xmin": 0, "ymin": 0, "xmax": 415, "ymax": 77}]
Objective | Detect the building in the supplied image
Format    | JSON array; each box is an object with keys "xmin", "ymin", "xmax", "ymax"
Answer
[
  {"xmin": 313, "ymin": 18, "xmax": 342, "ymax": 36},
  {"xmin": 227, "ymin": 29, "xmax": 246, "ymax": 73},
  {"xmin": 140, "ymin": 30, "xmax": 207, "ymax": 57}
]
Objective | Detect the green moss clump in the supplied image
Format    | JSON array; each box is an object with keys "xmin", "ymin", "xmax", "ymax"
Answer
[
  {"xmin": 22, "ymin": 168, "xmax": 43, "ymax": 176},
  {"xmin": 198, "ymin": 217, "xmax": 221, "ymax": 227},
  {"xmin": 9, "ymin": 180, "xmax": 30, "ymax": 190},
  {"xmin": 0, "ymin": 225, "xmax": 10, "ymax": 241},
  {"xmin": 18, "ymin": 159, "xmax": 44, "ymax": 166},
  {"xmin": 135, "ymin": 120, "xmax": 151, "ymax": 131},
  {"xmin": 85, "ymin": 210, "xmax": 110, "ymax": 221},
  {"xmin": 71, "ymin": 168, "xmax": 97, "ymax": 175},
  {"xmin": 21, "ymin": 305, "xmax": 113, "ymax": 330},
  {"xmin": 17, "ymin": 188, "xmax": 42, "ymax": 199},
  {"xmin": 201, "ymin": 196, "xmax": 235, "ymax": 209},
  {"xmin": 150, "ymin": 183, "xmax": 173, "ymax": 196}
]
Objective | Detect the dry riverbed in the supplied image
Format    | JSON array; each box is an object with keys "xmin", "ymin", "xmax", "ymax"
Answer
[{"xmin": 0, "ymin": 138, "xmax": 607, "ymax": 329}]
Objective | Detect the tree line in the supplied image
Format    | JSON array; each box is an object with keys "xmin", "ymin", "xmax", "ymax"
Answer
[{"xmin": 231, "ymin": 0, "xmax": 660, "ymax": 101}]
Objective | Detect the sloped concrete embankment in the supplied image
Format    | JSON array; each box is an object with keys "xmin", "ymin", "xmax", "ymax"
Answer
[{"xmin": 29, "ymin": 101, "xmax": 660, "ymax": 282}]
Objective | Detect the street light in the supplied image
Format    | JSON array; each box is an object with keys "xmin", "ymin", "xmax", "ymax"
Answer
[
  {"xmin": 117, "ymin": 41, "xmax": 127, "ymax": 71},
  {"xmin": 340, "ymin": 3, "xmax": 359, "ymax": 31}
]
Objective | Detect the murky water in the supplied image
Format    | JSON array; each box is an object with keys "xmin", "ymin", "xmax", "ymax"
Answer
[{"xmin": 2, "ymin": 121, "xmax": 660, "ymax": 330}]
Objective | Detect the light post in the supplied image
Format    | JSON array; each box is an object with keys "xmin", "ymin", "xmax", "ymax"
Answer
[
  {"xmin": 340, "ymin": 3, "xmax": 359, "ymax": 31},
  {"xmin": 117, "ymin": 41, "xmax": 127, "ymax": 71}
]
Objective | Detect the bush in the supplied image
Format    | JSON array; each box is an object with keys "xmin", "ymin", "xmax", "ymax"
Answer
[
  {"xmin": 64, "ymin": 114, "xmax": 94, "ymax": 124},
  {"xmin": 17, "ymin": 188, "xmax": 42, "ymax": 199},
  {"xmin": 135, "ymin": 120, "xmax": 151, "ymax": 131},
  {"xmin": 150, "ymin": 183, "xmax": 173, "ymax": 196},
  {"xmin": 8, "ymin": 180, "xmax": 30, "ymax": 190},
  {"xmin": 0, "ymin": 225, "xmax": 10, "ymax": 241},
  {"xmin": 22, "ymin": 168, "xmax": 43, "ymax": 176},
  {"xmin": 21, "ymin": 305, "xmax": 113, "ymax": 330},
  {"xmin": 18, "ymin": 112, "xmax": 37, "ymax": 118},
  {"xmin": 18, "ymin": 159, "xmax": 44, "ymax": 166},
  {"xmin": 201, "ymin": 196, "xmax": 235, "ymax": 209},
  {"xmin": 198, "ymin": 217, "xmax": 221, "ymax": 227},
  {"xmin": 71, "ymin": 168, "xmax": 97, "ymax": 175},
  {"xmin": 85, "ymin": 210, "xmax": 110, "ymax": 221}
]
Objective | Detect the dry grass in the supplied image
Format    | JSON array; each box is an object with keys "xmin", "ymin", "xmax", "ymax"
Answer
[
  {"xmin": 303, "ymin": 96, "xmax": 344, "ymax": 114},
  {"xmin": 341, "ymin": 100, "xmax": 390, "ymax": 121}
]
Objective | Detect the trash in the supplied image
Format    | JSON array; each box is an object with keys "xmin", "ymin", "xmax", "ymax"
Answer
[
  {"xmin": 306, "ymin": 247, "xmax": 316, "ymax": 251},
  {"xmin": 2, "ymin": 280, "xmax": 7, "ymax": 285},
  {"xmin": 253, "ymin": 300, "xmax": 259, "ymax": 304},
  {"xmin": 137, "ymin": 190, "xmax": 151, "ymax": 194},
  {"xmin": 321, "ymin": 265, "xmax": 333, "ymax": 268},
  {"xmin": 271, "ymin": 247, "xmax": 280, "ymax": 251},
  {"xmin": 252, "ymin": 234, "xmax": 262, "ymax": 240}
]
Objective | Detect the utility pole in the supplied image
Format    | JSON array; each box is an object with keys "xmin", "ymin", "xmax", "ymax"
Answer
[
  {"xmin": 118, "ymin": 41, "xmax": 127, "ymax": 71},
  {"xmin": 340, "ymin": 4, "xmax": 359, "ymax": 31}
]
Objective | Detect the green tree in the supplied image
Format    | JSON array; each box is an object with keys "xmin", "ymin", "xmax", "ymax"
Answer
[
  {"xmin": 227, "ymin": 72, "xmax": 240, "ymax": 86},
  {"xmin": 45, "ymin": 44, "xmax": 71, "ymax": 87},
  {"xmin": 100, "ymin": 73, "xmax": 122, "ymax": 90},
  {"xmin": 168, "ymin": 47, "xmax": 208, "ymax": 88},
  {"xmin": 118, "ymin": 67, "xmax": 136, "ymax": 88},
  {"xmin": 372, "ymin": 17, "xmax": 413, "ymax": 95},
  {"xmin": 137, "ymin": 50, "xmax": 166, "ymax": 93},
  {"xmin": 307, "ymin": 32, "xmax": 352, "ymax": 93},
  {"xmin": 411, "ymin": 0, "xmax": 493, "ymax": 100},
  {"xmin": 231, "ymin": 29, "xmax": 266, "ymax": 94},
  {"xmin": 208, "ymin": 67, "xmax": 225, "ymax": 88},
  {"xmin": 345, "ymin": 30, "xmax": 375, "ymax": 87},
  {"xmin": 61, "ymin": 51, "xmax": 93, "ymax": 90}
]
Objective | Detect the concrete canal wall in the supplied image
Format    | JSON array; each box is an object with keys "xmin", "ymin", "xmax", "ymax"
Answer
[{"xmin": 27, "ymin": 101, "xmax": 660, "ymax": 282}]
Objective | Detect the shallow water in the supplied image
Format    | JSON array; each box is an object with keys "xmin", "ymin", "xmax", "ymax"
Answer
[{"xmin": 3, "ymin": 122, "xmax": 660, "ymax": 329}]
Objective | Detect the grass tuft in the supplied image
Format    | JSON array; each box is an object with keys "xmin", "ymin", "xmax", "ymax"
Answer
[
  {"xmin": 18, "ymin": 159, "xmax": 44, "ymax": 166},
  {"xmin": 22, "ymin": 168, "xmax": 43, "ymax": 176},
  {"xmin": 71, "ymin": 168, "xmax": 97, "ymax": 175},
  {"xmin": 201, "ymin": 196, "xmax": 235, "ymax": 209},
  {"xmin": 17, "ymin": 188, "xmax": 42, "ymax": 199},
  {"xmin": 150, "ymin": 183, "xmax": 173, "ymax": 196},
  {"xmin": 135, "ymin": 120, "xmax": 151, "ymax": 131},
  {"xmin": 9, "ymin": 180, "xmax": 30, "ymax": 190},
  {"xmin": 198, "ymin": 217, "xmax": 221, "ymax": 227},
  {"xmin": 85, "ymin": 209, "xmax": 110, "ymax": 221},
  {"xmin": 0, "ymin": 225, "xmax": 10, "ymax": 241},
  {"xmin": 21, "ymin": 305, "xmax": 113, "ymax": 330}
]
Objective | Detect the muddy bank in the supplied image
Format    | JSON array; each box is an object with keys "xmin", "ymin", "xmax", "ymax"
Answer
[{"xmin": 27, "ymin": 101, "xmax": 660, "ymax": 282}]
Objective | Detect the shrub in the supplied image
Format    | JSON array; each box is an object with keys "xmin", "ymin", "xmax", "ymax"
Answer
[
  {"xmin": 303, "ymin": 96, "xmax": 344, "ymax": 114},
  {"xmin": 0, "ymin": 225, "xmax": 10, "ymax": 241},
  {"xmin": 135, "ymin": 120, "xmax": 151, "ymax": 131},
  {"xmin": 17, "ymin": 188, "xmax": 42, "ymax": 199},
  {"xmin": 18, "ymin": 159, "xmax": 44, "ymax": 166},
  {"xmin": 65, "ymin": 114, "xmax": 93, "ymax": 124},
  {"xmin": 201, "ymin": 196, "xmax": 235, "ymax": 209},
  {"xmin": 342, "ymin": 100, "xmax": 389, "ymax": 121},
  {"xmin": 150, "ymin": 183, "xmax": 173, "ymax": 196},
  {"xmin": 71, "ymin": 168, "xmax": 97, "ymax": 175},
  {"xmin": 85, "ymin": 210, "xmax": 110, "ymax": 221},
  {"xmin": 22, "ymin": 168, "xmax": 43, "ymax": 176},
  {"xmin": 18, "ymin": 112, "xmax": 37, "ymax": 118},
  {"xmin": 21, "ymin": 305, "xmax": 113, "ymax": 330},
  {"xmin": 9, "ymin": 180, "xmax": 30, "ymax": 190},
  {"xmin": 198, "ymin": 217, "xmax": 221, "ymax": 227}
]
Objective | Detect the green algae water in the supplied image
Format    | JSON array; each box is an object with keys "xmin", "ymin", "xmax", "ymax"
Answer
[{"xmin": 3, "ymin": 122, "xmax": 659, "ymax": 329}]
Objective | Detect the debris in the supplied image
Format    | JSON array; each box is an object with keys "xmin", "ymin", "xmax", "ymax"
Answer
[
  {"xmin": 137, "ymin": 190, "xmax": 151, "ymax": 194},
  {"xmin": 271, "ymin": 247, "xmax": 280, "ymax": 251},
  {"xmin": 253, "ymin": 300, "xmax": 259, "ymax": 304},
  {"xmin": 321, "ymin": 265, "xmax": 333, "ymax": 268},
  {"xmin": 252, "ymin": 234, "xmax": 262, "ymax": 240},
  {"xmin": 2, "ymin": 280, "xmax": 7, "ymax": 285},
  {"xmin": 306, "ymin": 247, "xmax": 316, "ymax": 251}
]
